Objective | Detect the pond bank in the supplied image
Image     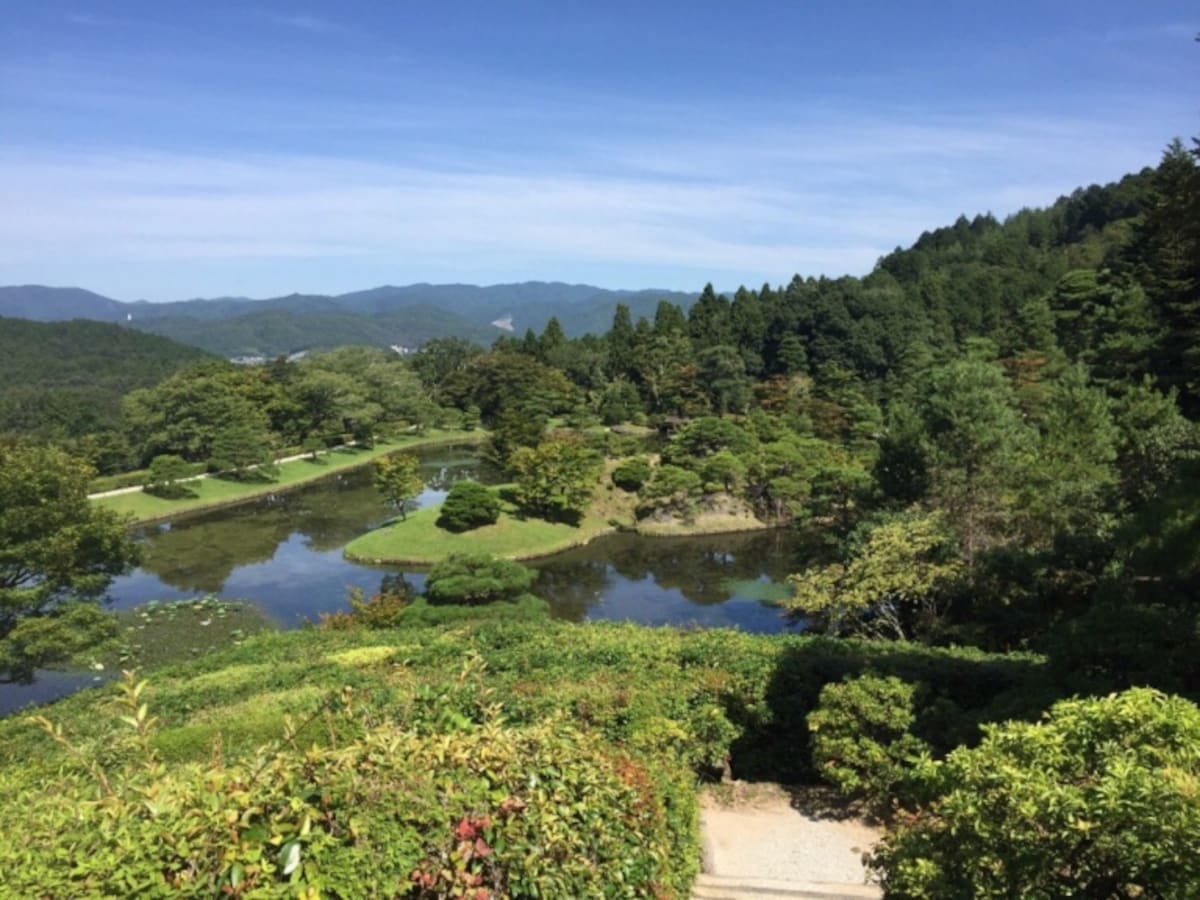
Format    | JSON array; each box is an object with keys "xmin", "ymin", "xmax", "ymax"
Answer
[
  {"xmin": 343, "ymin": 484, "xmax": 778, "ymax": 566},
  {"xmin": 93, "ymin": 429, "xmax": 487, "ymax": 526}
]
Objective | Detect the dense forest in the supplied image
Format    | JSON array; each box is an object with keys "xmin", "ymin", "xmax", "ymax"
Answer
[
  {"xmin": 2, "ymin": 137, "xmax": 1198, "ymax": 896},
  {"xmin": 0, "ymin": 318, "xmax": 214, "ymax": 440}
]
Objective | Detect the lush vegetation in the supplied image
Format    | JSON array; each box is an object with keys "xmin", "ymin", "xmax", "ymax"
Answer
[
  {"xmin": 872, "ymin": 688, "xmax": 1200, "ymax": 898},
  {"xmin": 0, "ymin": 317, "xmax": 213, "ymax": 441},
  {"xmin": 0, "ymin": 608, "xmax": 1046, "ymax": 896},
  {"xmin": 2, "ymin": 136, "xmax": 1198, "ymax": 895},
  {"xmin": 0, "ymin": 441, "xmax": 140, "ymax": 681}
]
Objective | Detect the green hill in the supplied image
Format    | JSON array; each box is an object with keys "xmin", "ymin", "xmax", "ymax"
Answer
[{"xmin": 0, "ymin": 317, "xmax": 215, "ymax": 439}]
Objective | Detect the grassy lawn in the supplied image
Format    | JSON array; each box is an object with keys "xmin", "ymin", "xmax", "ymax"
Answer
[
  {"xmin": 94, "ymin": 429, "xmax": 485, "ymax": 524},
  {"xmin": 345, "ymin": 479, "xmax": 638, "ymax": 564}
]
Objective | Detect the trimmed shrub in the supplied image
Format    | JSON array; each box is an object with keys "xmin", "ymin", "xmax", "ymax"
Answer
[
  {"xmin": 807, "ymin": 674, "xmax": 931, "ymax": 812},
  {"xmin": 612, "ymin": 456, "xmax": 653, "ymax": 492},
  {"xmin": 437, "ymin": 480, "xmax": 501, "ymax": 531},
  {"xmin": 425, "ymin": 553, "xmax": 537, "ymax": 605},
  {"xmin": 143, "ymin": 454, "xmax": 198, "ymax": 498},
  {"xmin": 871, "ymin": 688, "xmax": 1200, "ymax": 898}
]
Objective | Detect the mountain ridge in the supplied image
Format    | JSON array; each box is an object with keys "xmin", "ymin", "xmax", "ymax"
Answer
[{"xmin": 0, "ymin": 281, "xmax": 699, "ymax": 357}]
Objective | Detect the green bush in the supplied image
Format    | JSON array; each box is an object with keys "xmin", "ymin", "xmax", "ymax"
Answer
[
  {"xmin": 637, "ymin": 464, "xmax": 702, "ymax": 518},
  {"xmin": 612, "ymin": 456, "xmax": 653, "ymax": 491},
  {"xmin": 807, "ymin": 674, "xmax": 931, "ymax": 812},
  {"xmin": 871, "ymin": 688, "xmax": 1200, "ymax": 898},
  {"xmin": 437, "ymin": 479, "xmax": 501, "ymax": 531},
  {"xmin": 144, "ymin": 454, "xmax": 196, "ymax": 499},
  {"xmin": 2, "ymin": 673, "xmax": 698, "ymax": 898},
  {"xmin": 425, "ymin": 553, "xmax": 537, "ymax": 605},
  {"xmin": 319, "ymin": 580, "xmax": 413, "ymax": 630}
]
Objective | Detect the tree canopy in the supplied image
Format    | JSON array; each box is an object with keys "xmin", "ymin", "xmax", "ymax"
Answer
[{"xmin": 0, "ymin": 441, "xmax": 139, "ymax": 680}]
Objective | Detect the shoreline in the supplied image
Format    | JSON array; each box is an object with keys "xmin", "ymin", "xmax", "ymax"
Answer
[
  {"xmin": 344, "ymin": 500, "xmax": 779, "ymax": 567},
  {"xmin": 93, "ymin": 430, "xmax": 488, "ymax": 527}
]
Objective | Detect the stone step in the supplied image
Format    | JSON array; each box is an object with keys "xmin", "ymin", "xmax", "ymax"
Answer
[{"xmin": 692, "ymin": 872, "xmax": 882, "ymax": 900}]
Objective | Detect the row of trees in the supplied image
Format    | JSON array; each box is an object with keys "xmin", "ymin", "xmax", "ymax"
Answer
[{"xmin": 103, "ymin": 346, "xmax": 455, "ymax": 478}]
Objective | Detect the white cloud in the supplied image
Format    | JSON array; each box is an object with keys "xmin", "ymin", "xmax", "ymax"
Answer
[{"xmin": 0, "ymin": 103, "xmax": 1174, "ymax": 298}]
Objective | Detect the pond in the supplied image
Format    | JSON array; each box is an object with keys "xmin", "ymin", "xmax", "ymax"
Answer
[{"xmin": 3, "ymin": 445, "xmax": 809, "ymax": 713}]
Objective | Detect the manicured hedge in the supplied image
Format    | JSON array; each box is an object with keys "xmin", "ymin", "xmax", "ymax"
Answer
[
  {"xmin": 2, "ymin": 706, "xmax": 696, "ymax": 897},
  {"xmin": 0, "ymin": 616, "xmax": 1051, "ymax": 896}
]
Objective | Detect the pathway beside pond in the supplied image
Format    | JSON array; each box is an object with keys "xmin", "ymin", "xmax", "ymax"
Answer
[{"xmin": 92, "ymin": 429, "xmax": 485, "ymax": 523}]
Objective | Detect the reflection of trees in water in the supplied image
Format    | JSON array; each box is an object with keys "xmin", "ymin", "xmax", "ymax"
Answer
[
  {"xmin": 610, "ymin": 532, "xmax": 782, "ymax": 606},
  {"xmin": 291, "ymin": 479, "xmax": 391, "ymax": 552},
  {"xmin": 137, "ymin": 447, "xmax": 495, "ymax": 593},
  {"xmin": 534, "ymin": 528, "xmax": 815, "ymax": 611},
  {"xmin": 531, "ymin": 557, "xmax": 609, "ymax": 621},
  {"xmin": 138, "ymin": 505, "xmax": 296, "ymax": 594}
]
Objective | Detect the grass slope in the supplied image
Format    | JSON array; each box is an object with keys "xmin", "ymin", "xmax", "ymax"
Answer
[
  {"xmin": 345, "ymin": 477, "xmax": 637, "ymax": 564},
  {"xmin": 94, "ymin": 429, "xmax": 484, "ymax": 524},
  {"xmin": 0, "ymin": 613, "xmax": 1046, "ymax": 780}
]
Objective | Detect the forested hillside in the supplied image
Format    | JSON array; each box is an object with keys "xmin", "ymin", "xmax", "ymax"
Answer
[
  {"xmin": 0, "ymin": 282, "xmax": 699, "ymax": 357},
  {"xmin": 131, "ymin": 304, "xmax": 499, "ymax": 358},
  {"xmin": 0, "ymin": 318, "xmax": 214, "ymax": 442}
]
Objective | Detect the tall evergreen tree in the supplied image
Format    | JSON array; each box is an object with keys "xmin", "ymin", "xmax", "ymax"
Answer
[
  {"xmin": 687, "ymin": 284, "xmax": 733, "ymax": 351},
  {"xmin": 606, "ymin": 303, "xmax": 637, "ymax": 381},
  {"xmin": 1137, "ymin": 139, "xmax": 1200, "ymax": 411}
]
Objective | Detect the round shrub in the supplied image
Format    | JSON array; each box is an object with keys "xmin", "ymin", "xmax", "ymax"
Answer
[
  {"xmin": 425, "ymin": 553, "xmax": 537, "ymax": 605},
  {"xmin": 871, "ymin": 688, "xmax": 1200, "ymax": 898},
  {"xmin": 807, "ymin": 674, "xmax": 930, "ymax": 812},
  {"xmin": 437, "ymin": 480, "xmax": 501, "ymax": 532},
  {"xmin": 611, "ymin": 456, "xmax": 653, "ymax": 492},
  {"xmin": 144, "ymin": 454, "xmax": 196, "ymax": 499}
]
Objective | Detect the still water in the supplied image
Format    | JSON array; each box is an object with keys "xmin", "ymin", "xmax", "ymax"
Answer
[
  {"xmin": 4, "ymin": 446, "xmax": 806, "ymax": 713},
  {"xmin": 110, "ymin": 446, "xmax": 803, "ymax": 632}
]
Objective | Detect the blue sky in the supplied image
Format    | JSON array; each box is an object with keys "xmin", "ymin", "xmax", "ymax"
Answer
[{"xmin": 1, "ymin": 1, "xmax": 1196, "ymax": 301}]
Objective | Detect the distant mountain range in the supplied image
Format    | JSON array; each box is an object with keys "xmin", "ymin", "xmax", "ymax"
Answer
[{"xmin": 0, "ymin": 282, "xmax": 699, "ymax": 358}]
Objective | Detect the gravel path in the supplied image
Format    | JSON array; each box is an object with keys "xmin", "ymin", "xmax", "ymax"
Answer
[
  {"xmin": 699, "ymin": 783, "xmax": 882, "ymax": 891},
  {"xmin": 87, "ymin": 448, "xmax": 349, "ymax": 499}
]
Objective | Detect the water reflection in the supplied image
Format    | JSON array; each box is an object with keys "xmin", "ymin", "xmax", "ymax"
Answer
[
  {"xmin": 107, "ymin": 445, "xmax": 809, "ymax": 634},
  {"xmin": 533, "ymin": 530, "xmax": 807, "ymax": 633},
  {"xmin": 0, "ymin": 670, "xmax": 113, "ymax": 717},
  {"xmin": 132, "ymin": 452, "xmax": 498, "ymax": 597}
]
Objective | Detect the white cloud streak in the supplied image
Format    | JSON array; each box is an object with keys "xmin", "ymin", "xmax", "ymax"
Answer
[
  {"xmin": 0, "ymin": 107, "xmax": 1174, "ymax": 298},
  {"xmin": 261, "ymin": 12, "xmax": 346, "ymax": 35}
]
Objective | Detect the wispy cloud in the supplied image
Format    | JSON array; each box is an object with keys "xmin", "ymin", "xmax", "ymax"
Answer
[
  {"xmin": 261, "ymin": 12, "xmax": 346, "ymax": 35},
  {"xmin": 0, "ymin": 100, "xmax": 1166, "ymax": 300}
]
